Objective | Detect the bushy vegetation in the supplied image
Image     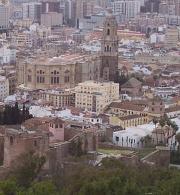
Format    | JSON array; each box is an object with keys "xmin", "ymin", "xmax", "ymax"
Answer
[
  {"xmin": 1, "ymin": 154, "xmax": 180, "ymax": 195},
  {"xmin": 0, "ymin": 102, "xmax": 32, "ymax": 125}
]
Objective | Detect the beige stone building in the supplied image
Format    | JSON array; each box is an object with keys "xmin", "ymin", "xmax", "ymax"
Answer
[
  {"xmin": 151, "ymin": 125, "xmax": 175, "ymax": 146},
  {"xmin": 120, "ymin": 77, "xmax": 142, "ymax": 97},
  {"xmin": 17, "ymin": 53, "xmax": 100, "ymax": 90},
  {"xmin": 75, "ymin": 81, "xmax": 119, "ymax": 113},
  {"xmin": 106, "ymin": 101, "xmax": 146, "ymax": 117},
  {"xmin": 35, "ymin": 89, "xmax": 75, "ymax": 108},
  {"xmin": 110, "ymin": 114, "xmax": 148, "ymax": 129}
]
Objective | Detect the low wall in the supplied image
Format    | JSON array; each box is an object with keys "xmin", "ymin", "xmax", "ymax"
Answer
[{"xmin": 141, "ymin": 147, "xmax": 170, "ymax": 167}]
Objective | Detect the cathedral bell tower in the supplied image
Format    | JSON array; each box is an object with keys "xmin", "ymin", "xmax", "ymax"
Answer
[{"xmin": 100, "ymin": 14, "xmax": 118, "ymax": 82}]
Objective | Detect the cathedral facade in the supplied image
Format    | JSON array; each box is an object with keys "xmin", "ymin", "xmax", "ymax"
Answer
[{"xmin": 100, "ymin": 14, "xmax": 119, "ymax": 82}]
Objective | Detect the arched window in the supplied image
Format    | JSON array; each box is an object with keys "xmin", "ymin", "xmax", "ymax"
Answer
[
  {"xmin": 107, "ymin": 29, "xmax": 110, "ymax": 35},
  {"xmin": 51, "ymin": 70, "xmax": 60, "ymax": 84},
  {"xmin": 37, "ymin": 70, "xmax": 45, "ymax": 83},
  {"xmin": 34, "ymin": 140, "xmax": 37, "ymax": 147},
  {"xmin": 27, "ymin": 69, "xmax": 32, "ymax": 82},
  {"xmin": 64, "ymin": 70, "xmax": 70, "ymax": 83},
  {"xmin": 107, "ymin": 45, "xmax": 109, "ymax": 52}
]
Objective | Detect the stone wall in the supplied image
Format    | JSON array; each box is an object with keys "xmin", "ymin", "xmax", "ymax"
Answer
[
  {"xmin": 0, "ymin": 135, "xmax": 4, "ymax": 165},
  {"xmin": 141, "ymin": 146, "xmax": 170, "ymax": 167}
]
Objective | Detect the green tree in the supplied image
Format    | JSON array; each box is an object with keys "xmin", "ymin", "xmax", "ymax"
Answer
[
  {"xmin": 27, "ymin": 181, "xmax": 58, "ymax": 195},
  {"xmin": 11, "ymin": 151, "xmax": 46, "ymax": 188},
  {"xmin": 0, "ymin": 179, "xmax": 17, "ymax": 195}
]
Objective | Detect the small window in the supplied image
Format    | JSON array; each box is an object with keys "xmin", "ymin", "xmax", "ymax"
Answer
[
  {"xmin": 34, "ymin": 140, "xmax": 37, "ymax": 147},
  {"xmin": 55, "ymin": 124, "xmax": 58, "ymax": 128},
  {"xmin": 115, "ymin": 136, "xmax": 119, "ymax": 142},
  {"xmin": 10, "ymin": 136, "xmax": 13, "ymax": 145}
]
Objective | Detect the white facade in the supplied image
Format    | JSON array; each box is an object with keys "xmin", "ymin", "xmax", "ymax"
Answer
[
  {"xmin": 154, "ymin": 86, "xmax": 180, "ymax": 99},
  {"xmin": 112, "ymin": 0, "xmax": 140, "ymax": 21},
  {"xmin": 84, "ymin": 116, "xmax": 102, "ymax": 124},
  {"xmin": 0, "ymin": 76, "xmax": 9, "ymax": 101},
  {"xmin": 0, "ymin": 46, "xmax": 16, "ymax": 65},
  {"xmin": 113, "ymin": 123, "xmax": 155, "ymax": 148},
  {"xmin": 166, "ymin": 110, "xmax": 180, "ymax": 119}
]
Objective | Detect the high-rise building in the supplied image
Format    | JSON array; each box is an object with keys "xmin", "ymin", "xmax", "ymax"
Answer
[
  {"xmin": 22, "ymin": 2, "xmax": 41, "ymax": 23},
  {"xmin": 0, "ymin": 76, "xmax": 9, "ymax": 101},
  {"xmin": 100, "ymin": 14, "xmax": 119, "ymax": 82},
  {"xmin": 65, "ymin": 0, "xmax": 76, "ymax": 27},
  {"xmin": 112, "ymin": 0, "xmax": 141, "ymax": 21},
  {"xmin": 41, "ymin": 12, "xmax": 63, "ymax": 27},
  {"xmin": 159, "ymin": 0, "xmax": 180, "ymax": 16},
  {"xmin": 75, "ymin": 0, "xmax": 95, "ymax": 28},
  {"xmin": 143, "ymin": 0, "xmax": 160, "ymax": 13},
  {"xmin": 175, "ymin": 0, "xmax": 180, "ymax": 16},
  {"xmin": 0, "ymin": 4, "xmax": 9, "ymax": 31},
  {"xmin": 165, "ymin": 27, "xmax": 179, "ymax": 48},
  {"xmin": 41, "ymin": 0, "xmax": 60, "ymax": 13}
]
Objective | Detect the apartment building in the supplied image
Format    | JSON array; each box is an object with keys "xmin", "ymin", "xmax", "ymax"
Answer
[
  {"xmin": 0, "ymin": 4, "xmax": 9, "ymax": 30},
  {"xmin": 111, "ymin": 0, "xmax": 141, "ymax": 21},
  {"xmin": 75, "ymin": 81, "xmax": 119, "ymax": 113},
  {"xmin": 0, "ymin": 76, "xmax": 9, "ymax": 101}
]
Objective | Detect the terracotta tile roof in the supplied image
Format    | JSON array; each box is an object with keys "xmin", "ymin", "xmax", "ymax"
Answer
[
  {"xmin": 165, "ymin": 105, "xmax": 180, "ymax": 113},
  {"xmin": 49, "ymin": 117, "xmax": 65, "ymax": 124},
  {"xmin": 109, "ymin": 101, "xmax": 145, "ymax": 112},
  {"xmin": 119, "ymin": 114, "xmax": 142, "ymax": 121},
  {"xmin": 121, "ymin": 77, "xmax": 142, "ymax": 88}
]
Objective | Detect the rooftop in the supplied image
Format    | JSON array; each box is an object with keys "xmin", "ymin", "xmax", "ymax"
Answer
[{"xmin": 28, "ymin": 53, "xmax": 96, "ymax": 66}]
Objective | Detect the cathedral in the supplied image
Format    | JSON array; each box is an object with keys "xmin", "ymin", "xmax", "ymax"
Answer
[
  {"xmin": 17, "ymin": 15, "xmax": 119, "ymax": 91},
  {"xmin": 100, "ymin": 14, "xmax": 119, "ymax": 82}
]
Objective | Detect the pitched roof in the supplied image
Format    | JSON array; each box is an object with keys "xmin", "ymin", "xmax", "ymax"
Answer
[
  {"xmin": 108, "ymin": 101, "xmax": 145, "ymax": 112},
  {"xmin": 165, "ymin": 105, "xmax": 180, "ymax": 113},
  {"xmin": 119, "ymin": 114, "xmax": 142, "ymax": 121},
  {"xmin": 121, "ymin": 77, "xmax": 142, "ymax": 88}
]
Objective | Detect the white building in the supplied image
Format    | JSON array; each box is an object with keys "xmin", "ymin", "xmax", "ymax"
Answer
[
  {"xmin": 113, "ymin": 123, "xmax": 155, "ymax": 148},
  {"xmin": 79, "ymin": 13, "xmax": 106, "ymax": 31},
  {"xmin": 0, "ymin": 76, "xmax": 9, "ymax": 101},
  {"xmin": 154, "ymin": 86, "xmax": 180, "ymax": 99},
  {"xmin": 111, "ymin": 0, "xmax": 141, "ymax": 22},
  {"xmin": 0, "ymin": 45, "xmax": 16, "ymax": 65},
  {"xmin": 84, "ymin": 114, "xmax": 102, "ymax": 124},
  {"xmin": 0, "ymin": 4, "xmax": 9, "ymax": 30},
  {"xmin": 165, "ymin": 105, "xmax": 180, "ymax": 119},
  {"xmin": 75, "ymin": 81, "xmax": 119, "ymax": 113}
]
